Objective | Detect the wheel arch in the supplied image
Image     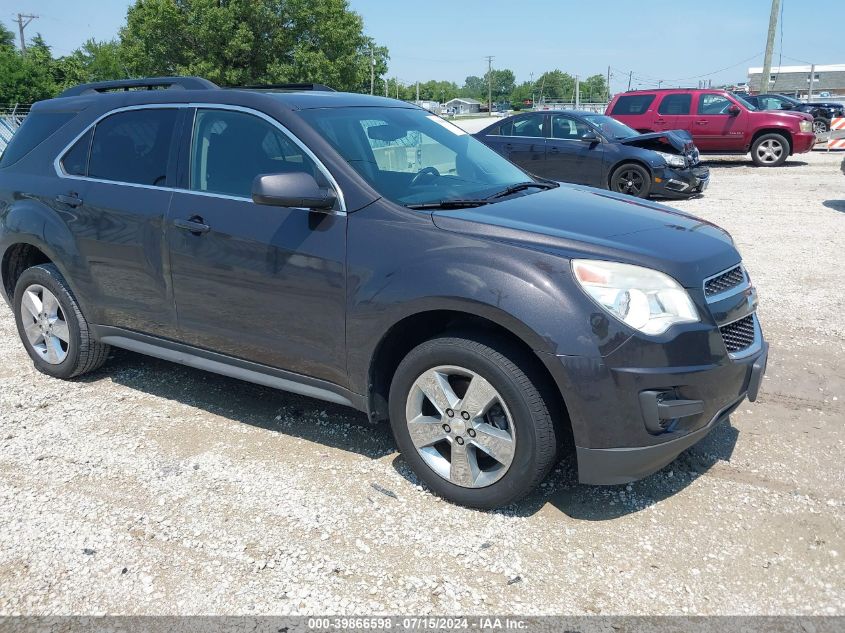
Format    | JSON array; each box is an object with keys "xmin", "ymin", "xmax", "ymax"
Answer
[
  {"xmin": 366, "ymin": 308, "xmax": 573, "ymax": 448},
  {"xmin": 749, "ymin": 128, "xmax": 793, "ymax": 154},
  {"xmin": 606, "ymin": 158, "xmax": 653, "ymax": 189}
]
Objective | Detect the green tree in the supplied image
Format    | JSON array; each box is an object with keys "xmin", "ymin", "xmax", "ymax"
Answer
[
  {"xmin": 536, "ymin": 70, "xmax": 575, "ymax": 101},
  {"xmin": 581, "ymin": 73, "xmax": 608, "ymax": 101},
  {"xmin": 484, "ymin": 68, "xmax": 515, "ymax": 101},
  {"xmin": 119, "ymin": 0, "xmax": 388, "ymax": 91},
  {"xmin": 0, "ymin": 23, "xmax": 16, "ymax": 50},
  {"xmin": 0, "ymin": 36, "xmax": 56, "ymax": 104},
  {"xmin": 461, "ymin": 75, "xmax": 485, "ymax": 100}
]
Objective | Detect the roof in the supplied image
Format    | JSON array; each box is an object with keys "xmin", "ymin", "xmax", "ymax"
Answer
[
  {"xmin": 748, "ymin": 64, "xmax": 845, "ymax": 74},
  {"xmin": 446, "ymin": 98, "xmax": 481, "ymax": 105}
]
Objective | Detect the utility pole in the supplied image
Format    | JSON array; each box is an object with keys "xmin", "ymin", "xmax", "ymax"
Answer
[
  {"xmin": 15, "ymin": 13, "xmax": 38, "ymax": 56},
  {"xmin": 370, "ymin": 46, "xmax": 375, "ymax": 95},
  {"xmin": 530, "ymin": 72, "xmax": 535, "ymax": 109},
  {"xmin": 658, "ymin": 80, "xmax": 663, "ymax": 89},
  {"xmin": 575, "ymin": 75, "xmax": 580, "ymax": 108},
  {"xmin": 416, "ymin": 81, "xmax": 419, "ymax": 103},
  {"xmin": 606, "ymin": 65, "xmax": 611, "ymax": 101},
  {"xmin": 484, "ymin": 55, "xmax": 494, "ymax": 116},
  {"xmin": 807, "ymin": 64, "xmax": 816, "ymax": 102},
  {"xmin": 627, "ymin": 71, "xmax": 633, "ymax": 91},
  {"xmin": 760, "ymin": 0, "xmax": 781, "ymax": 95}
]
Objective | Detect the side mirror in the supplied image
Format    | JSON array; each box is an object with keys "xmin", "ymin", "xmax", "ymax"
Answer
[
  {"xmin": 252, "ymin": 172, "xmax": 337, "ymax": 211},
  {"xmin": 727, "ymin": 104, "xmax": 741, "ymax": 116},
  {"xmin": 581, "ymin": 130, "xmax": 600, "ymax": 143}
]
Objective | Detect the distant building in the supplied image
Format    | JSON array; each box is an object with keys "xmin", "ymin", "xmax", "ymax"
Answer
[
  {"xmin": 444, "ymin": 98, "xmax": 481, "ymax": 114},
  {"xmin": 414, "ymin": 100, "xmax": 442, "ymax": 114},
  {"xmin": 747, "ymin": 64, "xmax": 845, "ymax": 97}
]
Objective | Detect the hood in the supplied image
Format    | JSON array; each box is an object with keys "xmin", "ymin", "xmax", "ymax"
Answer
[
  {"xmin": 618, "ymin": 130, "xmax": 694, "ymax": 153},
  {"xmin": 756, "ymin": 109, "xmax": 813, "ymax": 122},
  {"xmin": 431, "ymin": 185, "xmax": 739, "ymax": 287}
]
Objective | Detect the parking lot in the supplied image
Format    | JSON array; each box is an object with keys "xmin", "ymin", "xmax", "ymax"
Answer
[{"xmin": 0, "ymin": 149, "xmax": 843, "ymax": 616}]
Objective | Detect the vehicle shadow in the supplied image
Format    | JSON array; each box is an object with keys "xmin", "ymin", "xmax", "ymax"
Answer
[
  {"xmin": 823, "ymin": 200, "xmax": 845, "ymax": 213},
  {"xmin": 390, "ymin": 418, "xmax": 739, "ymax": 521},
  {"xmin": 79, "ymin": 348, "xmax": 395, "ymax": 460},
  {"xmin": 82, "ymin": 348, "xmax": 739, "ymax": 521},
  {"xmin": 700, "ymin": 159, "xmax": 808, "ymax": 168}
]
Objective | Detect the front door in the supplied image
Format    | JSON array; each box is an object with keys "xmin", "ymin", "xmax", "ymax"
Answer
[
  {"xmin": 690, "ymin": 93, "xmax": 747, "ymax": 152},
  {"xmin": 544, "ymin": 114, "xmax": 605, "ymax": 186},
  {"xmin": 166, "ymin": 107, "xmax": 347, "ymax": 386}
]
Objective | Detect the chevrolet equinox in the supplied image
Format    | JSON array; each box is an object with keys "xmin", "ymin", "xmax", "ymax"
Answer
[{"xmin": 0, "ymin": 77, "xmax": 768, "ymax": 509}]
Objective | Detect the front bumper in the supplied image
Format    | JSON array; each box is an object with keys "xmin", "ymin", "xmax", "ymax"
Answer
[
  {"xmin": 653, "ymin": 165, "xmax": 710, "ymax": 198},
  {"xmin": 576, "ymin": 342, "xmax": 768, "ymax": 484},
  {"xmin": 792, "ymin": 132, "xmax": 817, "ymax": 154}
]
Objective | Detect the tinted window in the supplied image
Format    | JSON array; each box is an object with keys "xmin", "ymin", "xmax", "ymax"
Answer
[
  {"xmin": 698, "ymin": 94, "xmax": 733, "ymax": 115},
  {"xmin": 611, "ymin": 95, "xmax": 655, "ymax": 115},
  {"xmin": 550, "ymin": 115, "xmax": 590, "ymax": 139},
  {"xmin": 658, "ymin": 94, "xmax": 692, "ymax": 115},
  {"xmin": 60, "ymin": 128, "xmax": 93, "ymax": 176},
  {"xmin": 191, "ymin": 109, "xmax": 318, "ymax": 198},
  {"xmin": 89, "ymin": 109, "xmax": 178, "ymax": 186},
  {"xmin": 0, "ymin": 112, "xmax": 75, "ymax": 168},
  {"xmin": 511, "ymin": 115, "xmax": 544, "ymax": 138}
]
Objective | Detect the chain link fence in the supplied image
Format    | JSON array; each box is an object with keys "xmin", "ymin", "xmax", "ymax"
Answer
[{"xmin": 0, "ymin": 106, "xmax": 31, "ymax": 156}]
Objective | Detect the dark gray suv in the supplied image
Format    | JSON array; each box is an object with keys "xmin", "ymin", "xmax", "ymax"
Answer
[{"xmin": 0, "ymin": 77, "xmax": 768, "ymax": 509}]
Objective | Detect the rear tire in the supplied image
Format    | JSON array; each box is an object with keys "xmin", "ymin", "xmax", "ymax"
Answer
[
  {"xmin": 388, "ymin": 335, "xmax": 557, "ymax": 509},
  {"xmin": 750, "ymin": 133, "xmax": 789, "ymax": 167},
  {"xmin": 610, "ymin": 163, "xmax": 652, "ymax": 198},
  {"xmin": 13, "ymin": 264, "xmax": 109, "ymax": 379}
]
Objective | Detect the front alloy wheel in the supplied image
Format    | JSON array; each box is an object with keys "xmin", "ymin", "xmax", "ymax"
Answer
[
  {"xmin": 388, "ymin": 335, "xmax": 558, "ymax": 509},
  {"xmin": 405, "ymin": 365, "xmax": 516, "ymax": 488}
]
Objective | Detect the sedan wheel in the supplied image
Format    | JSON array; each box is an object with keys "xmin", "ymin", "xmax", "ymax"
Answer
[
  {"xmin": 610, "ymin": 163, "xmax": 652, "ymax": 198},
  {"xmin": 813, "ymin": 119, "xmax": 829, "ymax": 135},
  {"xmin": 405, "ymin": 365, "xmax": 516, "ymax": 488},
  {"xmin": 19, "ymin": 284, "xmax": 70, "ymax": 365}
]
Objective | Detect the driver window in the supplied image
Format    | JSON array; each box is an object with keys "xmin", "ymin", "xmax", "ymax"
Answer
[
  {"xmin": 191, "ymin": 108, "xmax": 318, "ymax": 198},
  {"xmin": 697, "ymin": 94, "xmax": 732, "ymax": 115},
  {"xmin": 359, "ymin": 119, "xmax": 457, "ymax": 175}
]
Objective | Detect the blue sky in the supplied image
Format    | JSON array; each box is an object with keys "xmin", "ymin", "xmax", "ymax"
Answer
[{"xmin": 3, "ymin": 0, "xmax": 837, "ymax": 91}]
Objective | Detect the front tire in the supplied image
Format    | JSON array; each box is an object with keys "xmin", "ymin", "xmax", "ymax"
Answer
[
  {"xmin": 610, "ymin": 163, "xmax": 652, "ymax": 198},
  {"xmin": 813, "ymin": 118, "xmax": 829, "ymax": 135},
  {"xmin": 388, "ymin": 335, "xmax": 557, "ymax": 509},
  {"xmin": 751, "ymin": 133, "xmax": 789, "ymax": 167},
  {"xmin": 13, "ymin": 264, "xmax": 110, "ymax": 379}
]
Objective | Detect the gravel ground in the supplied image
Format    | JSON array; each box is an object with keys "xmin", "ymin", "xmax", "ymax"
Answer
[{"xmin": 0, "ymin": 150, "xmax": 843, "ymax": 616}]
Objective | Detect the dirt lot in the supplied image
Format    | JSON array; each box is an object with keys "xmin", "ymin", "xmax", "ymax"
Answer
[{"xmin": 0, "ymin": 150, "xmax": 843, "ymax": 616}]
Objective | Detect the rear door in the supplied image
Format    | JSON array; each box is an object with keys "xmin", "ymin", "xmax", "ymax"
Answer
[
  {"xmin": 55, "ymin": 106, "xmax": 183, "ymax": 338},
  {"xmin": 654, "ymin": 93, "xmax": 693, "ymax": 132},
  {"xmin": 165, "ymin": 106, "xmax": 347, "ymax": 385},
  {"xmin": 488, "ymin": 114, "xmax": 547, "ymax": 173},
  {"xmin": 691, "ymin": 93, "xmax": 747, "ymax": 151},
  {"xmin": 544, "ymin": 114, "xmax": 605, "ymax": 186}
]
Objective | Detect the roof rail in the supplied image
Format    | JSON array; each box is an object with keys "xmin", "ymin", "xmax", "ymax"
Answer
[
  {"xmin": 237, "ymin": 83, "xmax": 337, "ymax": 92},
  {"xmin": 59, "ymin": 77, "xmax": 219, "ymax": 98}
]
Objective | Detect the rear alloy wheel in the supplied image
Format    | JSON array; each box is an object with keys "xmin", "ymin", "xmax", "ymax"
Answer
[
  {"xmin": 13, "ymin": 264, "xmax": 110, "ymax": 379},
  {"xmin": 610, "ymin": 163, "xmax": 651, "ymax": 198},
  {"xmin": 751, "ymin": 133, "xmax": 789, "ymax": 167},
  {"xmin": 389, "ymin": 335, "xmax": 557, "ymax": 509}
]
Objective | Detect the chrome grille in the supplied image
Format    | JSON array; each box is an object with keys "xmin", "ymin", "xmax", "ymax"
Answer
[
  {"xmin": 720, "ymin": 315, "xmax": 756, "ymax": 353},
  {"xmin": 705, "ymin": 265, "xmax": 744, "ymax": 297}
]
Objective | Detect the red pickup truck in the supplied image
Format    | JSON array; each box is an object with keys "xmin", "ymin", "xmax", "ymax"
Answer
[{"xmin": 606, "ymin": 89, "xmax": 816, "ymax": 167}]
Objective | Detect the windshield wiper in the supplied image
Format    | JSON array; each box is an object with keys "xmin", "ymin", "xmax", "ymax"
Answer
[
  {"xmin": 405, "ymin": 199, "xmax": 491, "ymax": 210},
  {"xmin": 487, "ymin": 180, "xmax": 558, "ymax": 199}
]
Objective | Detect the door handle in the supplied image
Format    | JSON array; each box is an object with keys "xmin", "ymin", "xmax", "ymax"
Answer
[
  {"xmin": 695, "ymin": 120, "xmax": 709, "ymax": 126},
  {"xmin": 549, "ymin": 146, "xmax": 560, "ymax": 154},
  {"xmin": 174, "ymin": 216, "xmax": 210, "ymax": 235},
  {"xmin": 56, "ymin": 193, "xmax": 83, "ymax": 208}
]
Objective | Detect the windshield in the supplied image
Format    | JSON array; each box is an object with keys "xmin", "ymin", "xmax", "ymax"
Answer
[
  {"xmin": 731, "ymin": 93, "xmax": 758, "ymax": 111},
  {"xmin": 298, "ymin": 107, "xmax": 530, "ymax": 205},
  {"xmin": 582, "ymin": 114, "xmax": 638, "ymax": 139}
]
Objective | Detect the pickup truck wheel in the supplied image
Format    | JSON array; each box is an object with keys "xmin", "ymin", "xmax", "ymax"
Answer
[
  {"xmin": 610, "ymin": 163, "xmax": 651, "ymax": 198},
  {"xmin": 388, "ymin": 335, "xmax": 557, "ymax": 509},
  {"xmin": 751, "ymin": 133, "xmax": 789, "ymax": 166},
  {"xmin": 13, "ymin": 264, "xmax": 110, "ymax": 379}
]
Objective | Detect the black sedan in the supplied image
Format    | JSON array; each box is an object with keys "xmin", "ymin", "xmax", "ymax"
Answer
[
  {"xmin": 742, "ymin": 93, "xmax": 844, "ymax": 134},
  {"xmin": 474, "ymin": 111, "xmax": 709, "ymax": 199}
]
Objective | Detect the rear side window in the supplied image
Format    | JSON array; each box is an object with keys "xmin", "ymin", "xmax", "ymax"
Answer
[
  {"xmin": 658, "ymin": 94, "xmax": 692, "ymax": 115},
  {"xmin": 0, "ymin": 112, "xmax": 75, "ymax": 168},
  {"xmin": 611, "ymin": 95, "xmax": 655, "ymax": 115},
  {"xmin": 60, "ymin": 128, "xmax": 93, "ymax": 176},
  {"xmin": 88, "ymin": 109, "xmax": 179, "ymax": 186}
]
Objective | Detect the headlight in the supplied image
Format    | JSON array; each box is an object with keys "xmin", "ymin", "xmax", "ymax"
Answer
[
  {"xmin": 799, "ymin": 120, "xmax": 813, "ymax": 133},
  {"xmin": 655, "ymin": 151, "xmax": 686, "ymax": 168},
  {"xmin": 572, "ymin": 260, "xmax": 699, "ymax": 335}
]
